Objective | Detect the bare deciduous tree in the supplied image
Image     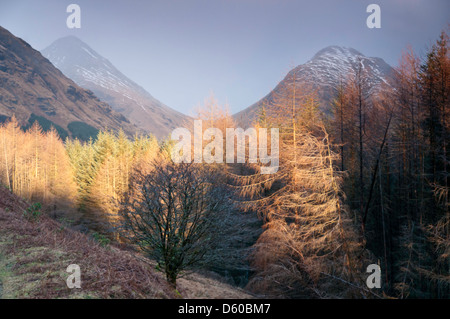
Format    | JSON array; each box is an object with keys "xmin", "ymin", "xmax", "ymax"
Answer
[{"xmin": 118, "ymin": 157, "xmax": 233, "ymax": 286}]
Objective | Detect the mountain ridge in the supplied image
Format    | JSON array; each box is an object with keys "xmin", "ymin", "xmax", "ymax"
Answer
[
  {"xmin": 234, "ymin": 45, "xmax": 394, "ymax": 126},
  {"xmin": 42, "ymin": 36, "xmax": 189, "ymax": 139},
  {"xmin": 0, "ymin": 26, "xmax": 140, "ymax": 140}
]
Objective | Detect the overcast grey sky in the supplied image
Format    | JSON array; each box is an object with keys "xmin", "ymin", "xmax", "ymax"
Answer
[{"xmin": 0, "ymin": 0, "xmax": 448, "ymax": 114}]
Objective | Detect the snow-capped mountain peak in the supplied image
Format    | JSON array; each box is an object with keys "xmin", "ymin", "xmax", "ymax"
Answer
[
  {"xmin": 42, "ymin": 36, "xmax": 188, "ymax": 138},
  {"xmin": 43, "ymin": 36, "xmax": 139, "ymax": 97},
  {"xmin": 295, "ymin": 45, "xmax": 392, "ymax": 89},
  {"xmin": 234, "ymin": 45, "xmax": 394, "ymax": 125}
]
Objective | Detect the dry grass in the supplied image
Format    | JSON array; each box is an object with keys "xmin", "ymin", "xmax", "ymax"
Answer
[
  {"xmin": 0, "ymin": 186, "xmax": 254, "ymax": 299},
  {"xmin": 0, "ymin": 185, "xmax": 173, "ymax": 299},
  {"xmin": 175, "ymin": 271, "xmax": 255, "ymax": 299},
  {"xmin": 0, "ymin": 211, "xmax": 175, "ymax": 298}
]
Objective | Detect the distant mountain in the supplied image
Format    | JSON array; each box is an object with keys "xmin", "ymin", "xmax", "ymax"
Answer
[
  {"xmin": 234, "ymin": 45, "xmax": 394, "ymax": 126},
  {"xmin": 0, "ymin": 26, "xmax": 140, "ymax": 141},
  {"xmin": 42, "ymin": 36, "xmax": 188, "ymax": 139}
]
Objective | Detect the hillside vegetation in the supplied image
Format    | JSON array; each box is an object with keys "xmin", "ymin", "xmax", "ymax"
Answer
[
  {"xmin": 0, "ymin": 29, "xmax": 448, "ymax": 299},
  {"xmin": 0, "ymin": 186, "xmax": 253, "ymax": 299}
]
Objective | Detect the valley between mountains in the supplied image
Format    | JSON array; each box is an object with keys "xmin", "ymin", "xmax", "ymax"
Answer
[{"xmin": 0, "ymin": 24, "xmax": 448, "ymax": 299}]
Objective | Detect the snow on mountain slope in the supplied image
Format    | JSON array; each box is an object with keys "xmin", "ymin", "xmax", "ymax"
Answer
[
  {"xmin": 234, "ymin": 46, "xmax": 394, "ymax": 126},
  {"xmin": 0, "ymin": 26, "xmax": 138, "ymax": 140},
  {"xmin": 42, "ymin": 36, "xmax": 188, "ymax": 139},
  {"xmin": 297, "ymin": 46, "xmax": 392, "ymax": 89}
]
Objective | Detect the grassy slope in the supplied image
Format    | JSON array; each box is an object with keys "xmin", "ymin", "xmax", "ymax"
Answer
[{"xmin": 0, "ymin": 186, "xmax": 253, "ymax": 299}]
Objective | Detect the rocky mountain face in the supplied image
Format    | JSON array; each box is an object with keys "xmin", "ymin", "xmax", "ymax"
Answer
[
  {"xmin": 42, "ymin": 36, "xmax": 188, "ymax": 139},
  {"xmin": 0, "ymin": 26, "xmax": 139, "ymax": 140},
  {"xmin": 234, "ymin": 45, "xmax": 394, "ymax": 126}
]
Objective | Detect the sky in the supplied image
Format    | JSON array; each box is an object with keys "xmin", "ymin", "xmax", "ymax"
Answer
[{"xmin": 0, "ymin": 0, "xmax": 448, "ymax": 115}]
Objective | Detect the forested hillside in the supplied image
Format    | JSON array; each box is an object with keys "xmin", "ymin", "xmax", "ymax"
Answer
[
  {"xmin": 0, "ymin": 26, "xmax": 139, "ymax": 141},
  {"xmin": 0, "ymin": 30, "xmax": 448, "ymax": 299}
]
